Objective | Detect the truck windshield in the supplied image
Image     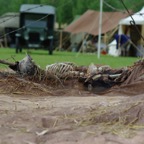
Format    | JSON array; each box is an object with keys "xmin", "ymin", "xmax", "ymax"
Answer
[{"xmin": 24, "ymin": 14, "xmax": 47, "ymax": 28}]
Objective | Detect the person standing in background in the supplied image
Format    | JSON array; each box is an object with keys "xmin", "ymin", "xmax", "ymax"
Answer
[{"xmin": 114, "ymin": 34, "xmax": 131, "ymax": 56}]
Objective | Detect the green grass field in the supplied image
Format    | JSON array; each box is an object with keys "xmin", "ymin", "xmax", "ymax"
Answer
[{"xmin": 0, "ymin": 48, "xmax": 140, "ymax": 69}]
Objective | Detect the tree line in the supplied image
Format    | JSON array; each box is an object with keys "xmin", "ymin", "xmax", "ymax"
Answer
[{"xmin": 0, "ymin": 0, "xmax": 143, "ymax": 28}]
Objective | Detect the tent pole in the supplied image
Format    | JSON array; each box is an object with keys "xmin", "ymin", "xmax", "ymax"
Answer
[{"xmin": 97, "ymin": 0, "xmax": 103, "ymax": 59}]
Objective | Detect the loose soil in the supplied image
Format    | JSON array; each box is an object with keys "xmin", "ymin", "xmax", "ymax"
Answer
[{"xmin": 1, "ymin": 69, "xmax": 144, "ymax": 144}]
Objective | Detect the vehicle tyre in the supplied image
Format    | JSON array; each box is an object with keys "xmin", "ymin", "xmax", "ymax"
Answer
[
  {"xmin": 16, "ymin": 37, "xmax": 19, "ymax": 53},
  {"xmin": 49, "ymin": 49, "xmax": 53, "ymax": 55},
  {"xmin": 49, "ymin": 39, "xmax": 53, "ymax": 55},
  {"xmin": 16, "ymin": 37, "xmax": 22, "ymax": 53}
]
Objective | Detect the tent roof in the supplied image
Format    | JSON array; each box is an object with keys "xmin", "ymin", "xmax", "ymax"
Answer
[
  {"xmin": 64, "ymin": 10, "xmax": 129, "ymax": 36},
  {"xmin": 119, "ymin": 7, "xmax": 144, "ymax": 25},
  {"xmin": 0, "ymin": 12, "xmax": 19, "ymax": 31}
]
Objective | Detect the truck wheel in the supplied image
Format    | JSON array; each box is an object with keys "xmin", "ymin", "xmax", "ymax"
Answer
[
  {"xmin": 16, "ymin": 37, "xmax": 19, "ymax": 53},
  {"xmin": 16, "ymin": 37, "xmax": 22, "ymax": 53},
  {"xmin": 49, "ymin": 50, "xmax": 53, "ymax": 55},
  {"xmin": 49, "ymin": 39, "xmax": 53, "ymax": 55}
]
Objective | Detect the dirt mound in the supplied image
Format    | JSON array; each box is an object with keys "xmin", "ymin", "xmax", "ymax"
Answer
[
  {"xmin": 1, "ymin": 59, "xmax": 144, "ymax": 96},
  {"xmin": 0, "ymin": 70, "xmax": 95, "ymax": 96},
  {"xmin": 108, "ymin": 59, "xmax": 144, "ymax": 96},
  {"xmin": 1, "ymin": 55, "xmax": 144, "ymax": 96}
]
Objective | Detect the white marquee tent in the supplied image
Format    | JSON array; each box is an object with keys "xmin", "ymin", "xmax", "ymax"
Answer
[
  {"xmin": 118, "ymin": 7, "xmax": 144, "ymax": 45},
  {"xmin": 119, "ymin": 7, "xmax": 144, "ymax": 25},
  {"xmin": 108, "ymin": 7, "xmax": 144, "ymax": 57}
]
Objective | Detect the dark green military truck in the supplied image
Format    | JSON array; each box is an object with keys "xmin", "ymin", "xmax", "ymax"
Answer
[{"xmin": 16, "ymin": 4, "xmax": 56, "ymax": 55}]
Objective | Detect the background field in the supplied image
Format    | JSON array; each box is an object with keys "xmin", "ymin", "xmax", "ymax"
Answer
[{"xmin": 0, "ymin": 48, "xmax": 139, "ymax": 69}]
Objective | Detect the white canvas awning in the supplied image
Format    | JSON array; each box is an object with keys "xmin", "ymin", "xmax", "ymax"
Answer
[
  {"xmin": 118, "ymin": 7, "xmax": 144, "ymax": 45},
  {"xmin": 119, "ymin": 7, "xmax": 144, "ymax": 25}
]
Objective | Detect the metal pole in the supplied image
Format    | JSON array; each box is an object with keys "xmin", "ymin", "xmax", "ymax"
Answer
[
  {"xmin": 59, "ymin": 30, "xmax": 62, "ymax": 51},
  {"xmin": 97, "ymin": 0, "xmax": 103, "ymax": 59}
]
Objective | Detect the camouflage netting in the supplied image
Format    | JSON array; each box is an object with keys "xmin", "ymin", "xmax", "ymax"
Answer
[{"xmin": 0, "ymin": 55, "xmax": 144, "ymax": 96}]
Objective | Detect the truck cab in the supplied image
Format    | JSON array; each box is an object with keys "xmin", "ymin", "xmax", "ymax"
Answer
[{"xmin": 16, "ymin": 4, "xmax": 56, "ymax": 55}]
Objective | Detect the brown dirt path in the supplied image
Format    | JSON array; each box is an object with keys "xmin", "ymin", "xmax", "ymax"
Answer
[{"xmin": 1, "ymin": 94, "xmax": 144, "ymax": 144}]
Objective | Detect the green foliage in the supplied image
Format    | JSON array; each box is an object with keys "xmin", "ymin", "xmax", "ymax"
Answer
[{"xmin": 0, "ymin": 0, "xmax": 143, "ymax": 28}]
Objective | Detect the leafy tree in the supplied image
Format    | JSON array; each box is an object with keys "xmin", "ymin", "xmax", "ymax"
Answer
[{"xmin": 0, "ymin": 0, "xmax": 144, "ymax": 27}]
